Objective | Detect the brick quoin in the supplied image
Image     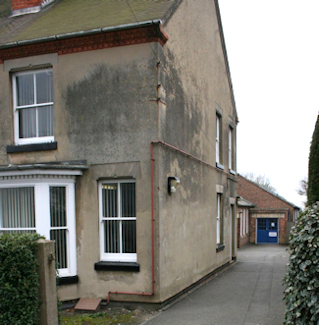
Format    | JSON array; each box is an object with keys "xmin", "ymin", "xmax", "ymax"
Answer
[{"xmin": 11, "ymin": 0, "xmax": 42, "ymax": 10}]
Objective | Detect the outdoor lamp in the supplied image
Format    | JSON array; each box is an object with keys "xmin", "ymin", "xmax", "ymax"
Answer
[{"xmin": 168, "ymin": 177, "xmax": 180, "ymax": 195}]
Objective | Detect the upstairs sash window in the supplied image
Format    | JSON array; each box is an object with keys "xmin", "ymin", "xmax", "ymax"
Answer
[
  {"xmin": 216, "ymin": 115, "xmax": 220, "ymax": 164},
  {"xmin": 13, "ymin": 69, "xmax": 54, "ymax": 144}
]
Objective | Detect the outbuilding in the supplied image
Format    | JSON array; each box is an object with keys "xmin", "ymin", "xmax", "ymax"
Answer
[{"xmin": 237, "ymin": 175, "xmax": 300, "ymax": 245}]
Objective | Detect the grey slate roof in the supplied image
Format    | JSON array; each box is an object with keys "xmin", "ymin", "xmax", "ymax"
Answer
[{"xmin": 0, "ymin": 0, "xmax": 179, "ymax": 45}]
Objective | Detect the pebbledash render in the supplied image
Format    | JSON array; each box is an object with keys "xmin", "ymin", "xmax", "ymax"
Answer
[{"xmin": 0, "ymin": 0, "xmax": 238, "ymax": 304}]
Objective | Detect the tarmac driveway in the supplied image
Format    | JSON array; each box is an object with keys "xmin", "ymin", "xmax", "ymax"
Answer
[{"xmin": 143, "ymin": 244, "xmax": 289, "ymax": 325}]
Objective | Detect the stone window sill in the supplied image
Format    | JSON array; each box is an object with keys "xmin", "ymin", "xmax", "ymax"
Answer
[
  {"xmin": 94, "ymin": 261, "xmax": 140, "ymax": 272},
  {"xmin": 216, "ymin": 162, "xmax": 224, "ymax": 170},
  {"xmin": 58, "ymin": 275, "xmax": 79, "ymax": 285},
  {"xmin": 216, "ymin": 244, "xmax": 225, "ymax": 253},
  {"xmin": 7, "ymin": 142, "xmax": 57, "ymax": 153}
]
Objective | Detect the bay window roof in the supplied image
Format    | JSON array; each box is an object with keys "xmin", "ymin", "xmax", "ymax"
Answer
[{"xmin": 0, "ymin": 160, "xmax": 88, "ymax": 175}]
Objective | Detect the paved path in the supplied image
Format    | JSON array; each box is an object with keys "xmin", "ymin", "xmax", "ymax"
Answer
[{"xmin": 144, "ymin": 244, "xmax": 289, "ymax": 325}]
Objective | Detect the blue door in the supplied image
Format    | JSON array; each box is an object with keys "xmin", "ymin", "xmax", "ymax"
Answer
[{"xmin": 257, "ymin": 218, "xmax": 278, "ymax": 244}]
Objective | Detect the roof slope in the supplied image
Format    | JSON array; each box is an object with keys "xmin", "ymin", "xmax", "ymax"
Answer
[
  {"xmin": 238, "ymin": 174, "xmax": 300, "ymax": 210},
  {"xmin": 0, "ymin": 0, "xmax": 178, "ymax": 44}
]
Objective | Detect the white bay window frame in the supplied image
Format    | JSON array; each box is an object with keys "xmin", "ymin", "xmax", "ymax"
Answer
[{"xmin": 0, "ymin": 170, "xmax": 79, "ymax": 277}]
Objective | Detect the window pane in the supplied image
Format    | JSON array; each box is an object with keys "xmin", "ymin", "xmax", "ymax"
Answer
[
  {"xmin": 19, "ymin": 107, "xmax": 36, "ymax": 138},
  {"xmin": 50, "ymin": 187, "xmax": 66, "ymax": 227},
  {"xmin": 0, "ymin": 187, "xmax": 35, "ymax": 230},
  {"xmin": 36, "ymin": 71, "xmax": 53, "ymax": 104},
  {"xmin": 50, "ymin": 229, "xmax": 67, "ymax": 269},
  {"xmin": 104, "ymin": 220, "xmax": 120, "ymax": 253},
  {"xmin": 102, "ymin": 184, "xmax": 117, "ymax": 218},
  {"xmin": 122, "ymin": 220, "xmax": 136, "ymax": 253},
  {"xmin": 16, "ymin": 74, "xmax": 34, "ymax": 106},
  {"xmin": 258, "ymin": 219, "xmax": 266, "ymax": 230},
  {"xmin": 50, "ymin": 187, "xmax": 67, "ymax": 270},
  {"xmin": 121, "ymin": 183, "xmax": 136, "ymax": 218},
  {"xmin": 38, "ymin": 105, "xmax": 53, "ymax": 137}
]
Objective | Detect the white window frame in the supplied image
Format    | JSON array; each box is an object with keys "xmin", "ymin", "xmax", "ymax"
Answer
[
  {"xmin": 216, "ymin": 115, "xmax": 220, "ymax": 164},
  {"xmin": 228, "ymin": 127, "xmax": 232, "ymax": 170},
  {"xmin": 0, "ymin": 174, "xmax": 77, "ymax": 277},
  {"xmin": 12, "ymin": 69, "xmax": 54, "ymax": 145},
  {"xmin": 99, "ymin": 179, "xmax": 137, "ymax": 262},
  {"xmin": 216, "ymin": 194, "xmax": 222, "ymax": 245},
  {"xmin": 243, "ymin": 209, "xmax": 246, "ymax": 236},
  {"xmin": 240, "ymin": 210, "xmax": 244, "ymax": 237}
]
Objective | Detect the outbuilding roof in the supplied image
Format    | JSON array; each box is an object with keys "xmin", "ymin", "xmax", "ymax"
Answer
[
  {"xmin": 237, "ymin": 196, "xmax": 255, "ymax": 208},
  {"xmin": 0, "ymin": 0, "xmax": 179, "ymax": 45}
]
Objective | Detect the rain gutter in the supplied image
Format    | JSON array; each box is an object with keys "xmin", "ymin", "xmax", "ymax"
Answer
[{"xmin": 0, "ymin": 19, "xmax": 163, "ymax": 50}]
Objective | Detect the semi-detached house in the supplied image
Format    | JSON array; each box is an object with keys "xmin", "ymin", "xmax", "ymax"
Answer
[{"xmin": 0, "ymin": 0, "xmax": 238, "ymax": 304}]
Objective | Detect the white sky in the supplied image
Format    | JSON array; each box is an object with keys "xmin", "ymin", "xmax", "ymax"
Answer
[{"xmin": 218, "ymin": 1, "xmax": 319, "ymax": 209}]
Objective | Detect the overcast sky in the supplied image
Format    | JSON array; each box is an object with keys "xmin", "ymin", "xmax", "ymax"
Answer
[{"xmin": 218, "ymin": 1, "xmax": 319, "ymax": 208}]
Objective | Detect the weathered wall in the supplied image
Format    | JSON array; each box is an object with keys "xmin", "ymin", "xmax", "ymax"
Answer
[
  {"xmin": 57, "ymin": 44, "xmax": 160, "ymax": 302},
  {"xmin": 0, "ymin": 0, "xmax": 238, "ymax": 304},
  {"xmin": 0, "ymin": 44, "xmax": 159, "ymax": 166},
  {"xmin": 0, "ymin": 43, "xmax": 161, "ymax": 302},
  {"xmin": 154, "ymin": 0, "xmax": 238, "ymax": 301}
]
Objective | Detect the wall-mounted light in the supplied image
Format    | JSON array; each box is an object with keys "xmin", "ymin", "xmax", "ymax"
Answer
[{"xmin": 168, "ymin": 177, "xmax": 180, "ymax": 195}]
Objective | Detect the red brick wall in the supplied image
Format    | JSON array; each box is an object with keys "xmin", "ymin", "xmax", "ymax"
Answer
[
  {"xmin": 238, "ymin": 175, "xmax": 296, "ymax": 244},
  {"xmin": 11, "ymin": 0, "xmax": 42, "ymax": 10},
  {"xmin": 249, "ymin": 210, "xmax": 288, "ymax": 244},
  {"xmin": 238, "ymin": 175, "xmax": 295, "ymax": 221}
]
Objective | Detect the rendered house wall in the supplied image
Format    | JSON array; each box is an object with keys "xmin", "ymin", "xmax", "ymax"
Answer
[
  {"xmin": 154, "ymin": 0, "xmax": 238, "ymax": 302},
  {"xmin": 0, "ymin": 0, "xmax": 238, "ymax": 304},
  {"xmin": 0, "ymin": 43, "xmax": 161, "ymax": 302}
]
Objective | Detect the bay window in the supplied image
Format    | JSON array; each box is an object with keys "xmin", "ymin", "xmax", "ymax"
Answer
[{"xmin": 0, "ymin": 175, "xmax": 77, "ymax": 277}]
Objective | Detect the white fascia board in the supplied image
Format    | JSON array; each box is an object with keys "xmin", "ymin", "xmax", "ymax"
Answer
[{"xmin": 0, "ymin": 168, "xmax": 83, "ymax": 177}]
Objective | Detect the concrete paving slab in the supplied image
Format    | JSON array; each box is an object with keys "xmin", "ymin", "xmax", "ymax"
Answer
[{"xmin": 143, "ymin": 244, "xmax": 289, "ymax": 325}]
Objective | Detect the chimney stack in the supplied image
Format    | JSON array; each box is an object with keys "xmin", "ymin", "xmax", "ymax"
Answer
[{"xmin": 11, "ymin": 0, "xmax": 54, "ymax": 16}]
